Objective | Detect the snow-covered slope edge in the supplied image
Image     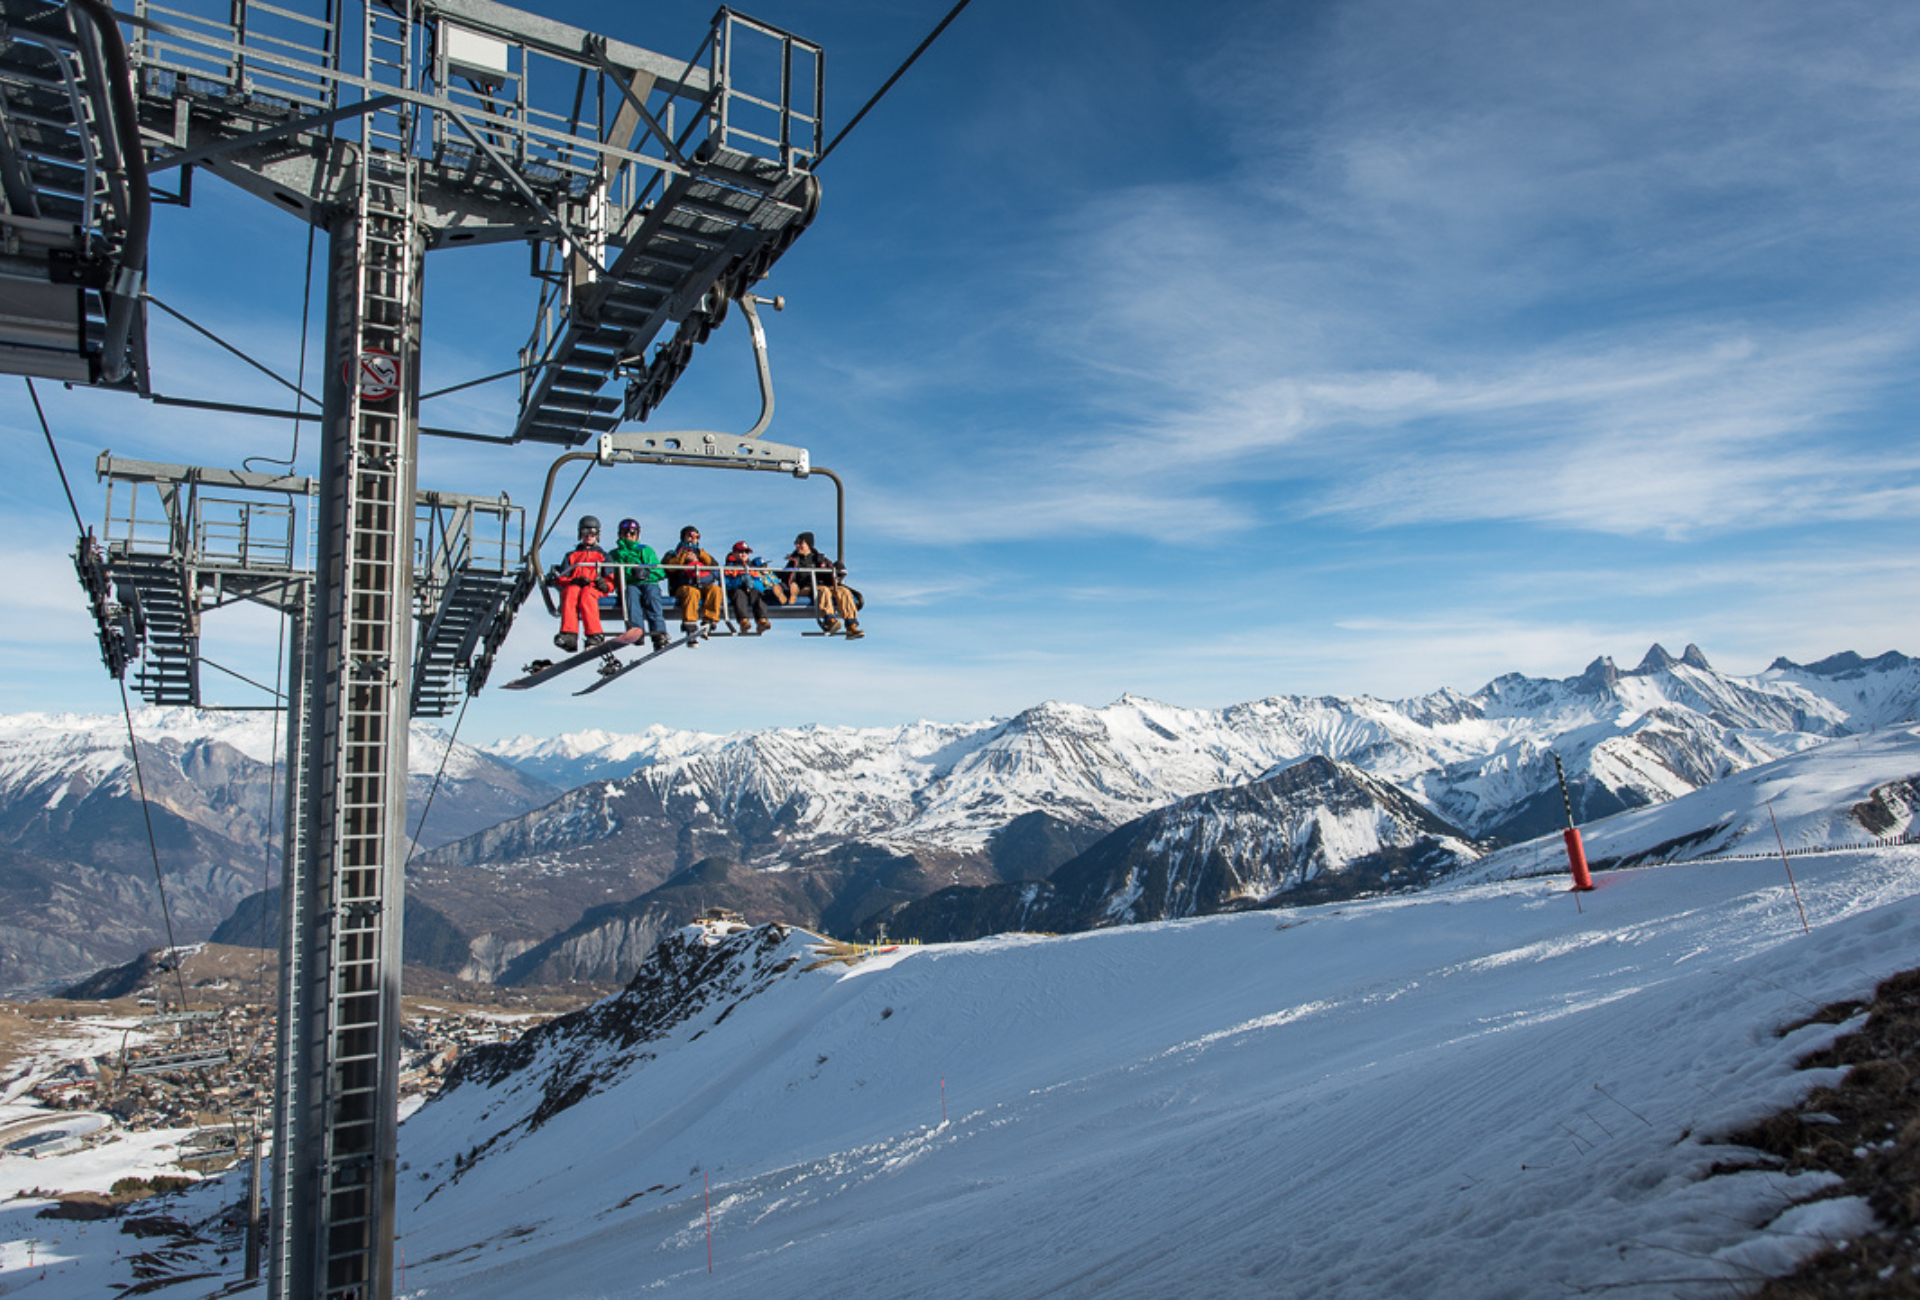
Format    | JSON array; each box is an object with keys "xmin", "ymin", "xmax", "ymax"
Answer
[
  {"xmin": 1461, "ymin": 723, "xmax": 1920, "ymax": 884},
  {"xmin": 391, "ymin": 847, "xmax": 1920, "ymax": 1299}
]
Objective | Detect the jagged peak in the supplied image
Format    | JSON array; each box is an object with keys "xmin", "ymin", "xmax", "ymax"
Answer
[
  {"xmin": 1681, "ymin": 644, "xmax": 1711, "ymax": 670},
  {"xmin": 1636, "ymin": 644, "xmax": 1677, "ymax": 673},
  {"xmin": 1576, "ymin": 656, "xmax": 1620, "ymax": 690},
  {"xmin": 1802, "ymin": 650, "xmax": 1912, "ymax": 678}
]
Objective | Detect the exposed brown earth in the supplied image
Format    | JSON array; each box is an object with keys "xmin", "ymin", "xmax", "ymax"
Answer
[{"xmin": 1714, "ymin": 968, "xmax": 1920, "ymax": 1298}]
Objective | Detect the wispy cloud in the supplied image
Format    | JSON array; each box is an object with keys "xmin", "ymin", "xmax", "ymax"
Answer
[{"xmin": 840, "ymin": 0, "xmax": 1920, "ymax": 547}]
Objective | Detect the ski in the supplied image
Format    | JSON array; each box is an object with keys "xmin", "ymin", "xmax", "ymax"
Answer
[
  {"xmin": 502, "ymin": 627, "xmax": 649, "ymax": 690},
  {"xmin": 571, "ymin": 630, "xmax": 701, "ymax": 695}
]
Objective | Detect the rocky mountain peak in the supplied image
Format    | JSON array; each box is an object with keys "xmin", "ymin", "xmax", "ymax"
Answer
[
  {"xmin": 1636, "ymin": 644, "xmax": 1678, "ymax": 673},
  {"xmin": 1577, "ymin": 655, "xmax": 1621, "ymax": 690}
]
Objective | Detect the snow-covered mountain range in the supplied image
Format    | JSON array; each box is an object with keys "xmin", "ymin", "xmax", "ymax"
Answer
[
  {"xmin": 414, "ymin": 646, "xmax": 1918, "ymax": 976},
  {"xmin": 0, "ymin": 709, "xmax": 555, "ymax": 992},
  {"xmin": 4, "ymin": 647, "xmax": 1915, "ymax": 991},
  {"xmin": 479, "ymin": 647, "xmax": 1919, "ymax": 850}
]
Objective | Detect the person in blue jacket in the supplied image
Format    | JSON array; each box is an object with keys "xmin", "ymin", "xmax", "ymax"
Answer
[{"xmin": 724, "ymin": 541, "xmax": 774, "ymax": 634}]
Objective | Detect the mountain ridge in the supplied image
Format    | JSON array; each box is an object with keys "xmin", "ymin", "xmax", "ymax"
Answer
[{"xmin": 428, "ymin": 646, "xmax": 1915, "ymax": 976}]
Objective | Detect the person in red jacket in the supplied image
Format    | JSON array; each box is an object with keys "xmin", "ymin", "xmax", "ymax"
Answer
[{"xmin": 549, "ymin": 515, "xmax": 611, "ymax": 652}]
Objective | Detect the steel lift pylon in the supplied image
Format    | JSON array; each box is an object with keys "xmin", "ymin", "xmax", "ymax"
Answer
[{"xmin": 2, "ymin": 2, "xmax": 825, "ymax": 1295}]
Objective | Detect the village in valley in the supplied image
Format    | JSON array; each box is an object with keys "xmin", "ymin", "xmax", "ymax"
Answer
[{"xmin": 0, "ymin": 944, "xmax": 608, "ymax": 1212}]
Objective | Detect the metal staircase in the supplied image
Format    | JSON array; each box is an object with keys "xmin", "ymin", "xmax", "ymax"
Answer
[
  {"xmin": 113, "ymin": 552, "xmax": 200, "ymax": 706},
  {"xmin": 512, "ymin": 11, "xmax": 822, "ymax": 443},
  {"xmin": 410, "ymin": 494, "xmax": 527, "ymax": 715},
  {"xmin": 83, "ymin": 459, "xmax": 526, "ymax": 718},
  {"xmin": 411, "ymin": 569, "xmax": 510, "ymax": 714},
  {"xmin": 0, "ymin": 0, "xmax": 148, "ymax": 386},
  {"xmin": 515, "ymin": 148, "xmax": 819, "ymax": 443}
]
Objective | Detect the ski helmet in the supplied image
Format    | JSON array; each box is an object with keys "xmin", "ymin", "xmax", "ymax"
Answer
[{"xmin": 578, "ymin": 515, "xmax": 601, "ymax": 536}]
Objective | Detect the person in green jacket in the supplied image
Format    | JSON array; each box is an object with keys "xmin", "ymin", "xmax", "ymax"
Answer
[{"xmin": 611, "ymin": 518, "xmax": 670, "ymax": 651}]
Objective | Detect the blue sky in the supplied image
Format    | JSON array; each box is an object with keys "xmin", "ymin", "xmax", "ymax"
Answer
[{"xmin": 5, "ymin": 0, "xmax": 1918, "ymax": 741}]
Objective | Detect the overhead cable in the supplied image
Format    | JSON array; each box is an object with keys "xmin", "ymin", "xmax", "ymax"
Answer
[
  {"xmin": 118, "ymin": 678, "xmax": 193, "ymax": 1012},
  {"xmin": 34, "ymin": 374, "xmax": 193, "ymax": 1013},
  {"xmin": 815, "ymin": 0, "xmax": 976, "ymax": 167},
  {"xmin": 245, "ymin": 218, "xmax": 320, "ymax": 472},
  {"xmin": 147, "ymin": 293, "xmax": 319, "ymax": 407},
  {"xmin": 26, "ymin": 377, "xmax": 86, "ymax": 533},
  {"xmin": 405, "ymin": 692, "xmax": 471, "ymax": 867}
]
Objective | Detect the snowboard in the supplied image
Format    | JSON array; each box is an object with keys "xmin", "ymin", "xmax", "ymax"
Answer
[
  {"xmin": 502, "ymin": 627, "xmax": 649, "ymax": 690},
  {"xmin": 571, "ymin": 629, "xmax": 703, "ymax": 695}
]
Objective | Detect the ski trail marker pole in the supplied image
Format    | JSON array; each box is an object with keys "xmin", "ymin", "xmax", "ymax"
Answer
[
  {"xmin": 1767, "ymin": 801, "xmax": 1811, "ymax": 935},
  {"xmin": 1552, "ymin": 752, "xmax": 1596, "ymax": 893}
]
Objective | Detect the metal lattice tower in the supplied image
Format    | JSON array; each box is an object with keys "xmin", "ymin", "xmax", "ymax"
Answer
[{"xmin": 3, "ymin": 1, "xmax": 825, "ymax": 1295}]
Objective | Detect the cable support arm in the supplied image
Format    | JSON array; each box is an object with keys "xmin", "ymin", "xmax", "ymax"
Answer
[{"xmin": 65, "ymin": 0, "xmax": 152, "ymax": 386}]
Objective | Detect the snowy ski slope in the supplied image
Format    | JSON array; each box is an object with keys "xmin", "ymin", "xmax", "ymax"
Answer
[
  {"xmin": 4, "ymin": 741, "xmax": 1918, "ymax": 1296},
  {"xmin": 384, "ymin": 851, "xmax": 1920, "ymax": 1298}
]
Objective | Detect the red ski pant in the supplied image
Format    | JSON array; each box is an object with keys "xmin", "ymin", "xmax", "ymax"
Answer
[{"xmin": 560, "ymin": 582, "xmax": 605, "ymax": 636}]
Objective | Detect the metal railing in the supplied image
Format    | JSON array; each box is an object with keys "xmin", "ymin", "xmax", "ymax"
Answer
[
  {"xmin": 414, "ymin": 493, "xmax": 523, "ymax": 588},
  {"xmin": 101, "ymin": 470, "xmax": 300, "ymax": 571},
  {"xmin": 131, "ymin": 0, "xmax": 338, "ymax": 115},
  {"xmin": 123, "ymin": 0, "xmax": 775, "ymax": 199},
  {"xmin": 713, "ymin": 9, "xmax": 824, "ymax": 170},
  {"xmin": 195, "ymin": 495, "xmax": 297, "ymax": 569},
  {"xmin": 101, "ymin": 474, "xmax": 190, "ymax": 558}
]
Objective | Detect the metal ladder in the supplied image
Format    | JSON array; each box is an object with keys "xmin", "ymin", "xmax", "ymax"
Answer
[{"xmin": 310, "ymin": 2, "xmax": 419, "ymax": 1294}]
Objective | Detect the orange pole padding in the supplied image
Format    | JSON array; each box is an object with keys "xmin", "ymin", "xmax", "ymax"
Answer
[{"xmin": 1563, "ymin": 827, "xmax": 1595, "ymax": 891}]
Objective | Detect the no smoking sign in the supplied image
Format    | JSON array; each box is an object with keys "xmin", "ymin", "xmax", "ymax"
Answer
[{"xmin": 347, "ymin": 348, "xmax": 401, "ymax": 402}]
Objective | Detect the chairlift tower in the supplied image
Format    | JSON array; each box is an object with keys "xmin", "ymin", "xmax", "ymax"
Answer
[{"xmin": 0, "ymin": 1, "xmax": 824, "ymax": 1295}]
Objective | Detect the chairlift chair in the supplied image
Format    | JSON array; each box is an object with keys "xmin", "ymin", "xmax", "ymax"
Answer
[{"xmin": 513, "ymin": 289, "xmax": 856, "ymax": 689}]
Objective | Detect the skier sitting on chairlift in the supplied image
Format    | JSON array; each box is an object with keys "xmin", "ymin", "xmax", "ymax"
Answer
[
  {"xmin": 549, "ymin": 515, "xmax": 611, "ymax": 653},
  {"xmin": 724, "ymin": 541, "xmax": 775, "ymax": 635},
  {"xmin": 782, "ymin": 531, "xmax": 863, "ymax": 640},
  {"xmin": 611, "ymin": 519, "xmax": 671, "ymax": 651},
  {"xmin": 663, "ymin": 525, "xmax": 724, "ymax": 640}
]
